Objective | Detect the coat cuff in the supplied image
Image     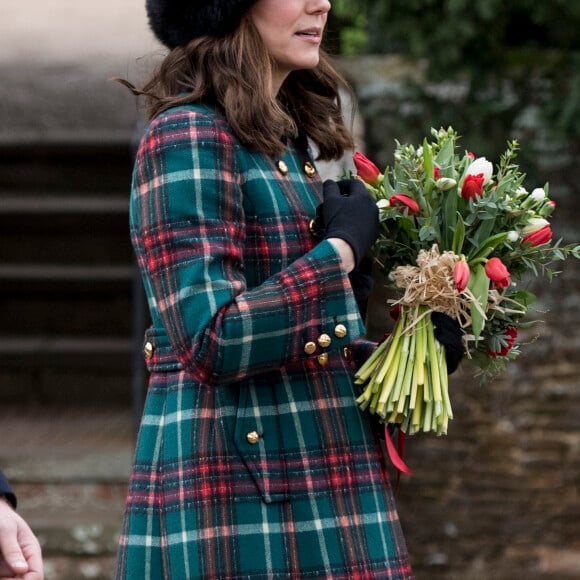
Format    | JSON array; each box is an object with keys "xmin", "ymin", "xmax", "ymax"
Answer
[
  {"xmin": 0, "ymin": 471, "xmax": 17, "ymax": 509},
  {"xmin": 287, "ymin": 240, "xmax": 366, "ymax": 362}
]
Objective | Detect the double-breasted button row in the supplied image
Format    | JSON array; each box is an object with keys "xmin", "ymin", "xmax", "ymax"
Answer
[{"xmin": 276, "ymin": 160, "xmax": 317, "ymax": 178}]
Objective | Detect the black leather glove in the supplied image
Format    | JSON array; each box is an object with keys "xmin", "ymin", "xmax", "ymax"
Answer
[
  {"xmin": 349, "ymin": 257, "xmax": 374, "ymax": 320},
  {"xmin": 322, "ymin": 179, "xmax": 379, "ymax": 268},
  {"xmin": 432, "ymin": 311, "xmax": 464, "ymax": 375}
]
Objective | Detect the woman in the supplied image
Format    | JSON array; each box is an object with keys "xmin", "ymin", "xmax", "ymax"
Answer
[{"xmin": 117, "ymin": 0, "xmax": 413, "ymax": 577}]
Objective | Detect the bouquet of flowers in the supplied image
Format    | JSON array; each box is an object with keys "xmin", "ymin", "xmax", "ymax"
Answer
[{"xmin": 353, "ymin": 127, "xmax": 579, "ymax": 441}]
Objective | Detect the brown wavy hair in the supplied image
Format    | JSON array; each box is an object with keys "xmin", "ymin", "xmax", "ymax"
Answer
[{"xmin": 119, "ymin": 15, "xmax": 354, "ymax": 160}]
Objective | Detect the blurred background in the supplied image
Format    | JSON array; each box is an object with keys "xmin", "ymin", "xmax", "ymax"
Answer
[{"xmin": 0, "ymin": 1, "xmax": 578, "ymax": 578}]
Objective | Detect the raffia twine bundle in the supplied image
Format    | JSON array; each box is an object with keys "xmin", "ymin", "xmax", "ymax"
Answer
[{"xmin": 389, "ymin": 244, "xmax": 480, "ymax": 334}]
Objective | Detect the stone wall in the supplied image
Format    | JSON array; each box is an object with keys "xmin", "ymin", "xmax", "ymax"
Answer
[{"xmin": 0, "ymin": 0, "xmax": 153, "ymax": 144}]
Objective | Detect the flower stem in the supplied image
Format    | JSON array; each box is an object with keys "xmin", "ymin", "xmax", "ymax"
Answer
[
  {"xmin": 355, "ymin": 304, "xmax": 456, "ymax": 439},
  {"xmin": 355, "ymin": 336, "xmax": 391, "ymax": 384}
]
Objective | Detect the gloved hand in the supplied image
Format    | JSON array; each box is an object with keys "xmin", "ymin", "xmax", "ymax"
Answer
[
  {"xmin": 322, "ymin": 179, "xmax": 379, "ymax": 268},
  {"xmin": 432, "ymin": 311, "xmax": 464, "ymax": 375},
  {"xmin": 348, "ymin": 257, "xmax": 374, "ymax": 320}
]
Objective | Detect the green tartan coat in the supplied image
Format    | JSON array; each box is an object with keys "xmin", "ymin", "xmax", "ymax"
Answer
[{"xmin": 116, "ymin": 102, "xmax": 411, "ymax": 579}]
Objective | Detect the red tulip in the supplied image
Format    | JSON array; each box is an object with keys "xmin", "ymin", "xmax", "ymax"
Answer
[
  {"xmin": 433, "ymin": 166, "xmax": 441, "ymax": 179},
  {"xmin": 522, "ymin": 224, "xmax": 552, "ymax": 246},
  {"xmin": 353, "ymin": 152, "xmax": 381, "ymax": 186},
  {"xmin": 489, "ymin": 326, "xmax": 518, "ymax": 358},
  {"xmin": 461, "ymin": 173, "xmax": 485, "ymax": 200},
  {"xmin": 453, "ymin": 260, "xmax": 470, "ymax": 292},
  {"xmin": 485, "ymin": 257, "xmax": 510, "ymax": 288},
  {"xmin": 390, "ymin": 194, "xmax": 420, "ymax": 215}
]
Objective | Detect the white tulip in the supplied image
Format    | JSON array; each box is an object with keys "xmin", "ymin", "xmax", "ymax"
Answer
[
  {"xmin": 466, "ymin": 157, "xmax": 493, "ymax": 184},
  {"xmin": 522, "ymin": 217, "xmax": 549, "ymax": 235}
]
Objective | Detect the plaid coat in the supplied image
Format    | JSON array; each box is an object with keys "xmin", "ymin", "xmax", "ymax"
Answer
[{"xmin": 116, "ymin": 103, "xmax": 411, "ymax": 579}]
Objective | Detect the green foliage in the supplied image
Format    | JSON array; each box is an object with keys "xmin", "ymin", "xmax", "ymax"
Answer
[
  {"xmin": 363, "ymin": 0, "xmax": 580, "ymax": 63},
  {"xmin": 326, "ymin": 0, "xmax": 580, "ymax": 138},
  {"xmin": 359, "ymin": 127, "xmax": 579, "ymax": 380},
  {"xmin": 324, "ymin": 0, "xmax": 369, "ymax": 55}
]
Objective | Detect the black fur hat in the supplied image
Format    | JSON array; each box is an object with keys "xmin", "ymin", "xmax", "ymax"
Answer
[{"xmin": 146, "ymin": 0, "xmax": 258, "ymax": 48}]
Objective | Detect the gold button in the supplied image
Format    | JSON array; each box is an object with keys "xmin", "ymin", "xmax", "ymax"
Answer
[
  {"xmin": 334, "ymin": 324, "xmax": 348, "ymax": 339},
  {"xmin": 309, "ymin": 218, "xmax": 322, "ymax": 238},
  {"xmin": 317, "ymin": 353, "xmax": 329, "ymax": 366},
  {"xmin": 318, "ymin": 334, "xmax": 332, "ymax": 348},
  {"xmin": 304, "ymin": 161, "xmax": 317, "ymax": 178},
  {"xmin": 143, "ymin": 341, "xmax": 154, "ymax": 360},
  {"xmin": 343, "ymin": 347, "xmax": 352, "ymax": 362},
  {"xmin": 246, "ymin": 430, "xmax": 260, "ymax": 445},
  {"xmin": 277, "ymin": 160, "xmax": 289, "ymax": 175},
  {"xmin": 304, "ymin": 341, "xmax": 317, "ymax": 355}
]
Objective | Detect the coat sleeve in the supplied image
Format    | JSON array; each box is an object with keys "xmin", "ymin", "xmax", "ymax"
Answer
[
  {"xmin": 131, "ymin": 108, "xmax": 366, "ymax": 386},
  {"xmin": 0, "ymin": 469, "xmax": 17, "ymax": 508}
]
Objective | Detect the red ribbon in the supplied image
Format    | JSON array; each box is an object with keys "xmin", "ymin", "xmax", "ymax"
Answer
[{"xmin": 384, "ymin": 424, "xmax": 412, "ymax": 491}]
